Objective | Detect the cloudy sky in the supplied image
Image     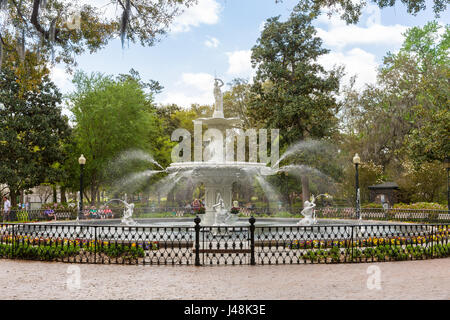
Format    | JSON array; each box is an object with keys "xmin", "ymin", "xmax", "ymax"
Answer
[{"xmin": 52, "ymin": 0, "xmax": 449, "ymax": 108}]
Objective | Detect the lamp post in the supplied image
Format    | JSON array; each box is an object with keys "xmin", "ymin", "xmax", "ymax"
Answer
[
  {"xmin": 353, "ymin": 153, "xmax": 361, "ymax": 220},
  {"xmin": 78, "ymin": 154, "xmax": 86, "ymax": 221},
  {"xmin": 445, "ymin": 157, "xmax": 450, "ymax": 213}
]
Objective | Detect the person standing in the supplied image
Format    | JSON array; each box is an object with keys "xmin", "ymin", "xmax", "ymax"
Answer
[{"xmin": 3, "ymin": 196, "xmax": 11, "ymax": 222}]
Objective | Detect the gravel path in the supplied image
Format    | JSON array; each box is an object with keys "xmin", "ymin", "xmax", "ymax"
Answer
[{"xmin": 0, "ymin": 259, "xmax": 448, "ymax": 300}]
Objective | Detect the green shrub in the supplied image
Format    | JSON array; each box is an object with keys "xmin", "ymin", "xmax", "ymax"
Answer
[
  {"xmin": 362, "ymin": 203, "xmax": 383, "ymax": 209},
  {"xmin": 0, "ymin": 242, "xmax": 80, "ymax": 260},
  {"xmin": 393, "ymin": 202, "xmax": 446, "ymax": 210}
]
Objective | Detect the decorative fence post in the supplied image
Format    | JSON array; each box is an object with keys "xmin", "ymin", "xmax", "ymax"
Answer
[
  {"xmin": 11, "ymin": 223, "xmax": 16, "ymax": 260},
  {"xmin": 249, "ymin": 216, "xmax": 256, "ymax": 265},
  {"xmin": 194, "ymin": 216, "xmax": 201, "ymax": 266},
  {"xmin": 350, "ymin": 225, "xmax": 354, "ymax": 263},
  {"xmin": 94, "ymin": 226, "xmax": 97, "ymax": 264},
  {"xmin": 431, "ymin": 224, "xmax": 435, "ymax": 259}
]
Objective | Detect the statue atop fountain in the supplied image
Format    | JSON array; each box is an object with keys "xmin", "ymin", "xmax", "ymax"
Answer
[
  {"xmin": 212, "ymin": 78, "xmax": 224, "ymax": 118},
  {"xmin": 297, "ymin": 195, "xmax": 317, "ymax": 226}
]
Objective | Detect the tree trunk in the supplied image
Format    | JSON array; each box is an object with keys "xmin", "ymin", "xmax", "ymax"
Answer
[
  {"xmin": 301, "ymin": 176, "xmax": 310, "ymax": 207},
  {"xmin": 60, "ymin": 186, "xmax": 67, "ymax": 203},
  {"xmin": 167, "ymin": 190, "xmax": 175, "ymax": 207},
  {"xmin": 52, "ymin": 185, "xmax": 57, "ymax": 203},
  {"xmin": 90, "ymin": 184, "xmax": 97, "ymax": 206},
  {"xmin": 9, "ymin": 189, "xmax": 17, "ymax": 207}
]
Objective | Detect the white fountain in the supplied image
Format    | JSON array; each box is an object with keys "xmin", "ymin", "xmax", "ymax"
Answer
[
  {"xmin": 166, "ymin": 78, "xmax": 273, "ymax": 225},
  {"xmin": 297, "ymin": 195, "xmax": 317, "ymax": 226},
  {"xmin": 104, "ymin": 199, "xmax": 138, "ymax": 226}
]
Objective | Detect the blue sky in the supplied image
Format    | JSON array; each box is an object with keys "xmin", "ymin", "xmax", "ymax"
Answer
[{"xmin": 52, "ymin": 0, "xmax": 449, "ymax": 109}]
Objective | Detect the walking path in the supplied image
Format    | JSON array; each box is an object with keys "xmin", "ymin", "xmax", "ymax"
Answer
[{"xmin": 0, "ymin": 259, "xmax": 448, "ymax": 300}]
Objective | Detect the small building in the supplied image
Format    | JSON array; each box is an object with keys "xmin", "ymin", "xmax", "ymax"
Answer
[{"xmin": 368, "ymin": 182, "xmax": 399, "ymax": 209}]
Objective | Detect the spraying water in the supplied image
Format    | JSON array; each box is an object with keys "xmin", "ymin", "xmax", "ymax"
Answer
[
  {"xmin": 151, "ymin": 170, "xmax": 194, "ymax": 197},
  {"xmin": 112, "ymin": 149, "xmax": 163, "ymax": 169},
  {"xmin": 115, "ymin": 169, "xmax": 162, "ymax": 192},
  {"xmin": 273, "ymin": 139, "xmax": 326, "ymax": 168}
]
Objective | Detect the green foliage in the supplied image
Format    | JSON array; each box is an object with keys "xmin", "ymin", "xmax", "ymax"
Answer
[
  {"xmin": 291, "ymin": 0, "xmax": 447, "ymax": 24},
  {"xmin": 0, "ymin": 66, "xmax": 71, "ymax": 205},
  {"xmin": 339, "ymin": 161, "xmax": 385, "ymax": 204},
  {"xmin": 362, "ymin": 203, "xmax": 383, "ymax": 209},
  {"xmin": 393, "ymin": 202, "xmax": 446, "ymax": 210},
  {"xmin": 249, "ymin": 9, "xmax": 341, "ymax": 146},
  {"xmin": 85, "ymin": 243, "xmax": 145, "ymax": 259},
  {"xmin": 68, "ymin": 70, "xmax": 167, "ymax": 202},
  {"xmin": 0, "ymin": 0, "xmax": 196, "ymax": 70},
  {"xmin": 223, "ymin": 78, "xmax": 252, "ymax": 128},
  {"xmin": 382, "ymin": 22, "xmax": 449, "ymax": 164},
  {"xmin": 0, "ymin": 242, "xmax": 80, "ymax": 260},
  {"xmin": 340, "ymin": 22, "xmax": 449, "ymax": 204}
]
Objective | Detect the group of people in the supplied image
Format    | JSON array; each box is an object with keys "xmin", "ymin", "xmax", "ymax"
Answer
[
  {"xmin": 183, "ymin": 198, "xmax": 205, "ymax": 214},
  {"xmin": 81, "ymin": 206, "xmax": 114, "ymax": 220}
]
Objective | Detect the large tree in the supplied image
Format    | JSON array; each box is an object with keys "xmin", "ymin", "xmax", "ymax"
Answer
[
  {"xmin": 0, "ymin": 66, "xmax": 70, "ymax": 206},
  {"xmin": 342, "ymin": 21, "xmax": 449, "ymax": 169},
  {"xmin": 69, "ymin": 70, "xmax": 165, "ymax": 204},
  {"xmin": 248, "ymin": 8, "xmax": 342, "ymax": 202},
  {"xmin": 223, "ymin": 78, "xmax": 252, "ymax": 128},
  {"xmin": 0, "ymin": 0, "xmax": 196, "ymax": 70},
  {"xmin": 339, "ymin": 22, "xmax": 449, "ymax": 204}
]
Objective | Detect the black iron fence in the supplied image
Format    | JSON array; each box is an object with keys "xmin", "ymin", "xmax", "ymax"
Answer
[
  {"xmin": 0, "ymin": 219, "xmax": 448, "ymax": 266},
  {"xmin": 2, "ymin": 206, "xmax": 449, "ymax": 223}
]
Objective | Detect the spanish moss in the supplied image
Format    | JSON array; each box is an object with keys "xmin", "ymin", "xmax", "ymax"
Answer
[{"xmin": 120, "ymin": 0, "xmax": 131, "ymax": 49}]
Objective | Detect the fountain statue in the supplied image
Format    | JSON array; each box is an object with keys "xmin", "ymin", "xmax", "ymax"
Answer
[
  {"xmin": 104, "ymin": 199, "xmax": 138, "ymax": 226},
  {"xmin": 212, "ymin": 194, "xmax": 229, "ymax": 225},
  {"xmin": 211, "ymin": 193, "xmax": 238, "ymax": 226},
  {"xmin": 122, "ymin": 202, "xmax": 138, "ymax": 226},
  {"xmin": 213, "ymin": 78, "xmax": 224, "ymax": 118},
  {"xmin": 297, "ymin": 195, "xmax": 317, "ymax": 226}
]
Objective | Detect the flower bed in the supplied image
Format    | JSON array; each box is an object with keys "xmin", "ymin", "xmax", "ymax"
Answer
[{"xmin": 0, "ymin": 234, "xmax": 159, "ymax": 260}]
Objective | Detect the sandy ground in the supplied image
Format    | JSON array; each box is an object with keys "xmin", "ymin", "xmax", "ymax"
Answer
[{"xmin": 0, "ymin": 259, "xmax": 448, "ymax": 300}]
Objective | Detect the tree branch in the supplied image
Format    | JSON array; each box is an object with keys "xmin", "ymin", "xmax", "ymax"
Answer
[{"xmin": 30, "ymin": 0, "xmax": 63, "ymax": 44}]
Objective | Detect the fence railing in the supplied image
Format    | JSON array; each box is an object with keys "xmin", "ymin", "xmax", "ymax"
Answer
[
  {"xmin": 2, "ymin": 206, "xmax": 449, "ymax": 223},
  {"xmin": 0, "ymin": 219, "xmax": 448, "ymax": 266}
]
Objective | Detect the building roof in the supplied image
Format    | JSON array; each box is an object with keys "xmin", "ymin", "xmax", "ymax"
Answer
[{"xmin": 368, "ymin": 182, "xmax": 399, "ymax": 189}]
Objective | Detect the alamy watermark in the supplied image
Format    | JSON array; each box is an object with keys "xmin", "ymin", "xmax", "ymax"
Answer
[
  {"xmin": 66, "ymin": 265, "xmax": 81, "ymax": 291},
  {"xmin": 171, "ymin": 124, "xmax": 280, "ymax": 168},
  {"xmin": 366, "ymin": 265, "xmax": 382, "ymax": 290}
]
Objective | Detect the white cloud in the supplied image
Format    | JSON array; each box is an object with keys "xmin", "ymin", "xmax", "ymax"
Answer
[
  {"xmin": 318, "ymin": 48, "xmax": 378, "ymax": 89},
  {"xmin": 226, "ymin": 50, "xmax": 254, "ymax": 78},
  {"xmin": 316, "ymin": 5, "xmax": 407, "ymax": 49},
  {"xmin": 316, "ymin": 23, "xmax": 407, "ymax": 49},
  {"xmin": 204, "ymin": 36, "xmax": 220, "ymax": 48},
  {"xmin": 170, "ymin": 0, "xmax": 221, "ymax": 33},
  {"xmin": 50, "ymin": 66, "xmax": 74, "ymax": 93},
  {"xmin": 159, "ymin": 73, "xmax": 215, "ymax": 107},
  {"xmin": 259, "ymin": 21, "xmax": 267, "ymax": 32}
]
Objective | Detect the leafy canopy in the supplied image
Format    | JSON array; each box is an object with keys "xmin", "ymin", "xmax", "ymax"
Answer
[{"xmin": 0, "ymin": 65, "xmax": 70, "ymax": 204}]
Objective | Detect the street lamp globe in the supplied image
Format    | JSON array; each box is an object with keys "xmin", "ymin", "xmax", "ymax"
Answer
[
  {"xmin": 353, "ymin": 153, "xmax": 361, "ymax": 165},
  {"xmin": 78, "ymin": 154, "xmax": 86, "ymax": 165}
]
